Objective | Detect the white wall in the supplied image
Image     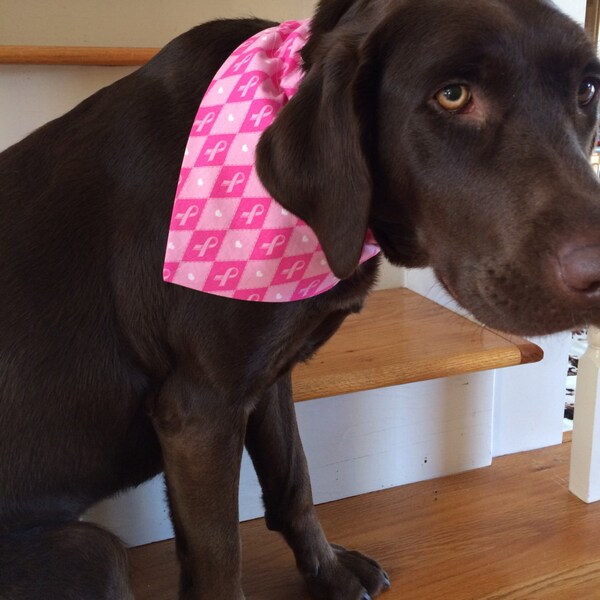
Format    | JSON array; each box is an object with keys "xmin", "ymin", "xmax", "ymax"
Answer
[
  {"xmin": 0, "ymin": 66, "xmax": 136, "ymax": 150},
  {"xmin": 556, "ymin": 0, "xmax": 587, "ymax": 23},
  {"xmin": 0, "ymin": 0, "xmax": 585, "ymax": 48},
  {"xmin": 0, "ymin": 0, "xmax": 317, "ymax": 47}
]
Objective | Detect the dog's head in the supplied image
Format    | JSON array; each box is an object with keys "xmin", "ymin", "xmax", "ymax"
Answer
[{"xmin": 256, "ymin": 0, "xmax": 600, "ymax": 336}]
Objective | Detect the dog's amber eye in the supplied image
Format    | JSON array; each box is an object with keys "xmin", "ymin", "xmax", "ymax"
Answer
[
  {"xmin": 435, "ymin": 84, "xmax": 472, "ymax": 112},
  {"xmin": 578, "ymin": 79, "xmax": 598, "ymax": 107}
]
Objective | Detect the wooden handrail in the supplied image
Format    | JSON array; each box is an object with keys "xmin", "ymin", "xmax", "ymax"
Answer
[{"xmin": 0, "ymin": 45, "xmax": 158, "ymax": 66}]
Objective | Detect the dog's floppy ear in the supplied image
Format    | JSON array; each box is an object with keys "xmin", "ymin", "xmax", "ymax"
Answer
[{"xmin": 256, "ymin": 39, "xmax": 373, "ymax": 280}]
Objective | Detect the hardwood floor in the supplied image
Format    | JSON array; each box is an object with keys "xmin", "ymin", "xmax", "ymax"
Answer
[{"xmin": 129, "ymin": 436, "xmax": 600, "ymax": 599}]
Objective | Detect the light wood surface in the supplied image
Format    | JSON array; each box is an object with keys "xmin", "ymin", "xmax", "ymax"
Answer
[
  {"xmin": 0, "ymin": 46, "xmax": 158, "ymax": 66},
  {"xmin": 292, "ymin": 288, "xmax": 543, "ymax": 402},
  {"xmin": 129, "ymin": 438, "xmax": 600, "ymax": 599}
]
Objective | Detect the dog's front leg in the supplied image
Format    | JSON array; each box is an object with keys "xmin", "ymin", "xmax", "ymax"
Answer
[
  {"xmin": 245, "ymin": 375, "xmax": 391, "ymax": 600},
  {"xmin": 151, "ymin": 372, "xmax": 247, "ymax": 600}
]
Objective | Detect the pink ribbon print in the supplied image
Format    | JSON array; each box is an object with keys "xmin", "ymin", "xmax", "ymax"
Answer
[{"xmin": 163, "ymin": 19, "xmax": 380, "ymax": 302}]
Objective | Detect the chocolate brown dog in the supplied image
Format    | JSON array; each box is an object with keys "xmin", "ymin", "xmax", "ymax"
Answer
[{"xmin": 1, "ymin": 0, "xmax": 600, "ymax": 598}]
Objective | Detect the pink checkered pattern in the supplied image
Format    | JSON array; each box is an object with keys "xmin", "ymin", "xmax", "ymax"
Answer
[{"xmin": 163, "ymin": 19, "xmax": 380, "ymax": 302}]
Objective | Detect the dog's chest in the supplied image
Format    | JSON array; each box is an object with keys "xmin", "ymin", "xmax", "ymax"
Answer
[{"xmin": 237, "ymin": 288, "xmax": 374, "ymax": 397}]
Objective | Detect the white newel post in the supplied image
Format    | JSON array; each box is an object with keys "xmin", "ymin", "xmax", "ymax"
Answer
[{"xmin": 570, "ymin": 326, "xmax": 600, "ymax": 503}]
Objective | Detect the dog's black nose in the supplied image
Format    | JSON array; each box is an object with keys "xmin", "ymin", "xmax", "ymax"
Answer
[{"xmin": 557, "ymin": 242, "xmax": 600, "ymax": 295}]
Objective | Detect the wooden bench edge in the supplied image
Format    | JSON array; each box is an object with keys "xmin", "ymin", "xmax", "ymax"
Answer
[
  {"xmin": 291, "ymin": 287, "xmax": 544, "ymax": 403},
  {"xmin": 485, "ymin": 329, "xmax": 544, "ymax": 365}
]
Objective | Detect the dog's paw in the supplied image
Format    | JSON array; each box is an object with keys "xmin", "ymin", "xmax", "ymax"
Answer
[{"xmin": 302, "ymin": 543, "xmax": 390, "ymax": 600}]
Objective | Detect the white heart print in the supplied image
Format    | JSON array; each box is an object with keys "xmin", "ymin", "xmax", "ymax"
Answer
[{"xmin": 163, "ymin": 20, "xmax": 380, "ymax": 303}]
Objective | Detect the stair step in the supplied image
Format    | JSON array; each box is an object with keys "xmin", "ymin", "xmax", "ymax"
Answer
[{"xmin": 293, "ymin": 287, "xmax": 542, "ymax": 402}]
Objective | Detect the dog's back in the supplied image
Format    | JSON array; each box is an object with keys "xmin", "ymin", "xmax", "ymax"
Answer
[{"xmin": 0, "ymin": 17, "xmax": 276, "ymax": 530}]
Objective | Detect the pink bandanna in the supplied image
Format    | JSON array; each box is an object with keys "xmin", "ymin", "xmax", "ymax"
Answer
[{"xmin": 163, "ymin": 19, "xmax": 380, "ymax": 302}]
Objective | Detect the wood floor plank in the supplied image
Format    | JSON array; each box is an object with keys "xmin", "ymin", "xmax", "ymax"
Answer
[{"xmin": 129, "ymin": 440, "xmax": 600, "ymax": 599}]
